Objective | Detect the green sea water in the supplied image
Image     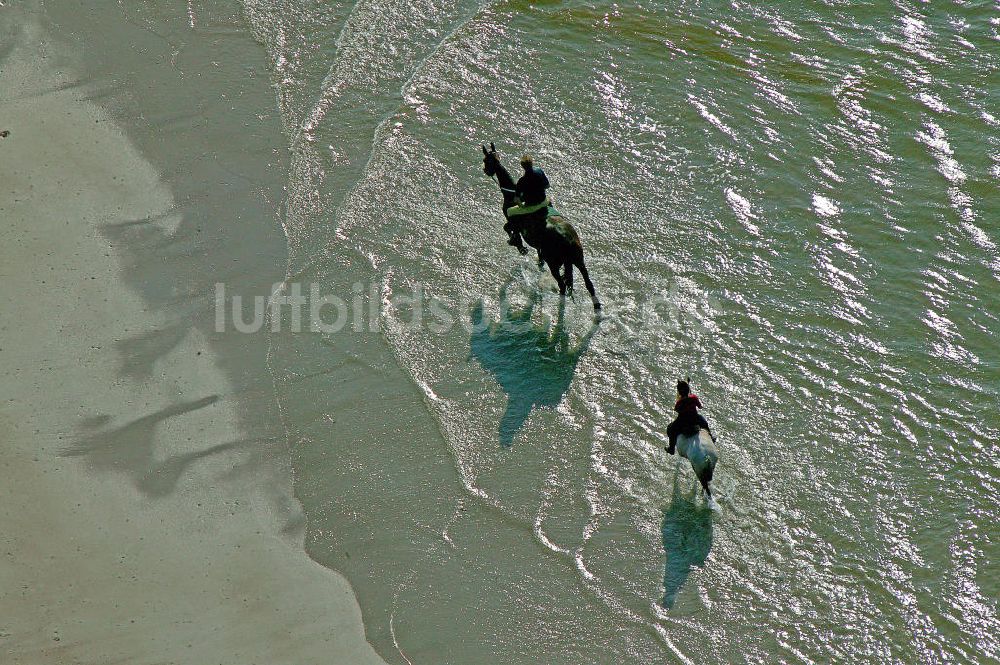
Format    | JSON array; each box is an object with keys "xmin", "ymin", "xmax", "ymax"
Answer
[{"xmin": 242, "ymin": 1, "xmax": 998, "ymax": 662}]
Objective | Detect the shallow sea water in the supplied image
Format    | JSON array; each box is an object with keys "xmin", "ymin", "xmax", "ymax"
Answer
[{"xmin": 242, "ymin": 1, "xmax": 998, "ymax": 662}]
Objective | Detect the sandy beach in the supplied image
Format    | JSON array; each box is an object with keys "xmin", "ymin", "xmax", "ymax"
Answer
[{"xmin": 0, "ymin": 2, "xmax": 382, "ymax": 663}]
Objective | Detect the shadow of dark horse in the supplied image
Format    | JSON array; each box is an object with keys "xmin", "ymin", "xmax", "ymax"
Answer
[
  {"xmin": 662, "ymin": 466, "xmax": 714, "ymax": 608},
  {"xmin": 470, "ymin": 284, "xmax": 598, "ymax": 447}
]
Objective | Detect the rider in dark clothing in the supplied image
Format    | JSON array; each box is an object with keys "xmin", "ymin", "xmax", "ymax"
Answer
[
  {"xmin": 516, "ymin": 159, "xmax": 549, "ymax": 206},
  {"xmin": 666, "ymin": 380, "xmax": 715, "ymax": 455},
  {"xmin": 504, "ymin": 155, "xmax": 550, "ymax": 253}
]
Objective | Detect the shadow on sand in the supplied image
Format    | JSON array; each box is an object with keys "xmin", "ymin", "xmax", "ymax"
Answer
[
  {"xmin": 662, "ymin": 465, "xmax": 714, "ymax": 608},
  {"xmin": 470, "ymin": 281, "xmax": 599, "ymax": 447},
  {"xmin": 61, "ymin": 395, "xmax": 262, "ymax": 498}
]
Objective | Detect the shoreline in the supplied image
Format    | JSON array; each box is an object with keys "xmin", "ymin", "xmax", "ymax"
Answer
[{"xmin": 0, "ymin": 3, "xmax": 383, "ymax": 663}]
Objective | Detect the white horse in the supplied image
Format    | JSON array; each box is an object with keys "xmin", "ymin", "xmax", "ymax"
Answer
[{"xmin": 675, "ymin": 428, "xmax": 719, "ymax": 499}]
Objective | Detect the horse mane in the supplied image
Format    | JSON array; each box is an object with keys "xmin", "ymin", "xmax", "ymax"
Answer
[{"xmin": 493, "ymin": 158, "xmax": 516, "ymax": 192}]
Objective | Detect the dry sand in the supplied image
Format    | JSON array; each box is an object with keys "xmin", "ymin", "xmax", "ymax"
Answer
[{"xmin": 0, "ymin": 4, "xmax": 384, "ymax": 664}]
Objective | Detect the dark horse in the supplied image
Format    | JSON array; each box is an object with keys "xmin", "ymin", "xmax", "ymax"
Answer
[{"xmin": 482, "ymin": 142, "xmax": 601, "ymax": 311}]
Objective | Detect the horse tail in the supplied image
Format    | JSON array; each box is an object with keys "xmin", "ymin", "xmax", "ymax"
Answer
[{"xmin": 573, "ymin": 245, "xmax": 600, "ymax": 311}]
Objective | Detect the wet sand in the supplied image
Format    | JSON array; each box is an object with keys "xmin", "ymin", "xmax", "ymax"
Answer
[{"xmin": 0, "ymin": 3, "xmax": 383, "ymax": 663}]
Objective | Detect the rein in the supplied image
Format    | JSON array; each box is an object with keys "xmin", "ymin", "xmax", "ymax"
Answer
[{"xmin": 491, "ymin": 173, "xmax": 516, "ymax": 194}]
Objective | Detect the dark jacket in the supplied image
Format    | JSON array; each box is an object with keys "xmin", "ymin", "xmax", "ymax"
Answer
[{"xmin": 516, "ymin": 167, "xmax": 549, "ymax": 206}]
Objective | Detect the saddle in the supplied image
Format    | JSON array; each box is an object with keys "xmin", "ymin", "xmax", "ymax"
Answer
[
  {"xmin": 681, "ymin": 423, "xmax": 703, "ymax": 437},
  {"xmin": 506, "ymin": 196, "xmax": 551, "ymax": 218},
  {"xmin": 509, "ymin": 205, "xmax": 553, "ymax": 233}
]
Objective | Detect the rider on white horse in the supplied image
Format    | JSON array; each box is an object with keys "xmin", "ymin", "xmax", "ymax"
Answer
[{"xmin": 666, "ymin": 379, "xmax": 716, "ymax": 455}]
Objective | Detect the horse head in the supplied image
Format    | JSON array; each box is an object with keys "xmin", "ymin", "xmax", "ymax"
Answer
[{"xmin": 481, "ymin": 141, "xmax": 499, "ymax": 176}]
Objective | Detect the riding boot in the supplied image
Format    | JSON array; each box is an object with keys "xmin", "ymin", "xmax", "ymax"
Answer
[{"xmin": 666, "ymin": 419, "xmax": 679, "ymax": 454}]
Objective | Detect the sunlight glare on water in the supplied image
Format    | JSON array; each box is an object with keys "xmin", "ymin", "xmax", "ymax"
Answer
[{"xmin": 242, "ymin": 0, "xmax": 998, "ymax": 661}]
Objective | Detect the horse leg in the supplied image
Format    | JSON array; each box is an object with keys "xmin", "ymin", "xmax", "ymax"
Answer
[
  {"xmin": 547, "ymin": 260, "xmax": 567, "ymax": 296},
  {"xmin": 699, "ymin": 460, "xmax": 715, "ymax": 498},
  {"xmin": 563, "ymin": 260, "xmax": 574, "ymax": 296},
  {"xmin": 575, "ymin": 258, "xmax": 601, "ymax": 310},
  {"xmin": 503, "ymin": 218, "xmax": 528, "ymax": 255}
]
